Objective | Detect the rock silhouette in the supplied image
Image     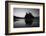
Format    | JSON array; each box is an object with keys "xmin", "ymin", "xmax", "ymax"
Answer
[
  {"xmin": 14, "ymin": 12, "xmax": 34, "ymax": 25},
  {"xmin": 25, "ymin": 12, "xmax": 34, "ymax": 25}
]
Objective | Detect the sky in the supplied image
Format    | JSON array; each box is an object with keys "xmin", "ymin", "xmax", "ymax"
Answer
[{"xmin": 13, "ymin": 8, "xmax": 39, "ymax": 17}]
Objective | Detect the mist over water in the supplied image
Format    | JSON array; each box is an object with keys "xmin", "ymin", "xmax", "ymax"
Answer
[
  {"xmin": 13, "ymin": 8, "xmax": 39, "ymax": 28},
  {"xmin": 14, "ymin": 18, "xmax": 39, "ymax": 28}
]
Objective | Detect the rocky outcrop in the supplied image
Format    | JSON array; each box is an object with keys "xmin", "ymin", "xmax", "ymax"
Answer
[{"xmin": 25, "ymin": 13, "xmax": 34, "ymax": 24}]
